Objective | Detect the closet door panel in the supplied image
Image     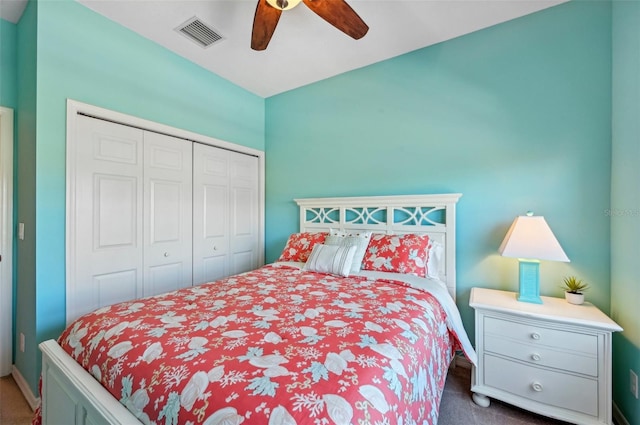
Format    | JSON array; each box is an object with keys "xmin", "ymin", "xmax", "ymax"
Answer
[
  {"xmin": 229, "ymin": 153, "xmax": 259, "ymax": 276},
  {"xmin": 149, "ymin": 180, "xmax": 182, "ymax": 243},
  {"xmin": 193, "ymin": 144, "xmax": 229, "ymax": 285},
  {"xmin": 72, "ymin": 116, "xmax": 144, "ymax": 321},
  {"xmin": 93, "ymin": 270, "xmax": 138, "ymax": 309},
  {"xmin": 147, "ymin": 263, "xmax": 183, "ymax": 296},
  {"xmin": 95, "ymin": 175, "xmax": 137, "ymax": 248},
  {"xmin": 143, "ymin": 132, "xmax": 193, "ymax": 297},
  {"xmin": 200, "ymin": 183, "xmax": 228, "ymax": 282}
]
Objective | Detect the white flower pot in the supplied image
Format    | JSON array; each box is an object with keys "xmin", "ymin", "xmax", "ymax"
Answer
[{"xmin": 565, "ymin": 291, "xmax": 584, "ymax": 305}]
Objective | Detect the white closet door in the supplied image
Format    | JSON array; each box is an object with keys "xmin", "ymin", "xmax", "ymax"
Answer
[
  {"xmin": 70, "ymin": 111, "xmax": 262, "ymax": 323},
  {"xmin": 192, "ymin": 143, "xmax": 230, "ymax": 284},
  {"xmin": 192, "ymin": 144, "xmax": 259, "ymax": 284},
  {"xmin": 72, "ymin": 116, "xmax": 144, "ymax": 320},
  {"xmin": 143, "ymin": 132, "xmax": 193, "ymax": 296},
  {"xmin": 229, "ymin": 151, "xmax": 259, "ymax": 275}
]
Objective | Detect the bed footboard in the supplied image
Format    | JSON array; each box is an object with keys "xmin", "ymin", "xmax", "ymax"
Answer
[{"xmin": 40, "ymin": 339, "xmax": 138, "ymax": 425}]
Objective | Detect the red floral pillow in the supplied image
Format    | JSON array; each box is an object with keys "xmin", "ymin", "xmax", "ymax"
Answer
[
  {"xmin": 277, "ymin": 232, "xmax": 328, "ymax": 262},
  {"xmin": 361, "ymin": 233, "xmax": 430, "ymax": 277}
]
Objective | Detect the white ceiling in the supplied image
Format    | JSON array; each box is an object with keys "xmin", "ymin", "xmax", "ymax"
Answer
[
  {"xmin": 2, "ymin": 0, "xmax": 567, "ymax": 98},
  {"xmin": 0, "ymin": 0, "xmax": 27, "ymax": 23}
]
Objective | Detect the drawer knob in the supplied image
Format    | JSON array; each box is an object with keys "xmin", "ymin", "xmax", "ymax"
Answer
[
  {"xmin": 532, "ymin": 382, "xmax": 543, "ymax": 392},
  {"xmin": 531, "ymin": 332, "xmax": 541, "ymax": 340},
  {"xmin": 164, "ymin": 252, "xmax": 170, "ymax": 257},
  {"xmin": 531, "ymin": 353, "xmax": 541, "ymax": 361}
]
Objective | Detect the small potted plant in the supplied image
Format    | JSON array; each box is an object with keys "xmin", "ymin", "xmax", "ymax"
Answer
[{"xmin": 562, "ymin": 276, "xmax": 589, "ymax": 305}]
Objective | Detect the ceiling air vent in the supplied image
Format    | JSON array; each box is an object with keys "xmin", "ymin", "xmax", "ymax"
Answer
[{"xmin": 176, "ymin": 17, "xmax": 223, "ymax": 48}]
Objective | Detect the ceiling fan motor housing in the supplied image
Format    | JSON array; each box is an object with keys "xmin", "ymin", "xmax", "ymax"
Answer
[{"xmin": 266, "ymin": 0, "xmax": 301, "ymax": 11}]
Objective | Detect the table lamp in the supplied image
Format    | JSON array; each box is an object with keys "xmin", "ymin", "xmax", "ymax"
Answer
[{"xmin": 498, "ymin": 212, "xmax": 570, "ymax": 303}]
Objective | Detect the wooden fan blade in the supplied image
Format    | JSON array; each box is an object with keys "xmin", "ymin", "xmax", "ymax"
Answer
[
  {"xmin": 251, "ymin": 0, "xmax": 283, "ymax": 50},
  {"xmin": 302, "ymin": 0, "xmax": 368, "ymax": 40}
]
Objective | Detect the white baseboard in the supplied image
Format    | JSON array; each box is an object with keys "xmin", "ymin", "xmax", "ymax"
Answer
[
  {"xmin": 612, "ymin": 401, "xmax": 630, "ymax": 425},
  {"xmin": 12, "ymin": 365, "xmax": 39, "ymax": 411}
]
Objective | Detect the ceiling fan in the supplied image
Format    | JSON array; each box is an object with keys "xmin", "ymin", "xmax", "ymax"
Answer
[{"xmin": 251, "ymin": 0, "xmax": 369, "ymax": 51}]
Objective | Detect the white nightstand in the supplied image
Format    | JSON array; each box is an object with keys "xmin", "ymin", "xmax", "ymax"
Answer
[{"xmin": 470, "ymin": 287, "xmax": 622, "ymax": 425}]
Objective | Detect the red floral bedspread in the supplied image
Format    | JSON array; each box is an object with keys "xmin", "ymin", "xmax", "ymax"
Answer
[{"xmin": 56, "ymin": 264, "xmax": 471, "ymax": 424}]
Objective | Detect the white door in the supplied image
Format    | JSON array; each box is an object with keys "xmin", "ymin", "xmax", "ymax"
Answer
[
  {"xmin": 143, "ymin": 132, "xmax": 193, "ymax": 296},
  {"xmin": 72, "ymin": 115, "xmax": 144, "ymax": 321},
  {"xmin": 0, "ymin": 107, "xmax": 14, "ymax": 376},
  {"xmin": 192, "ymin": 143, "xmax": 230, "ymax": 284},
  {"xmin": 192, "ymin": 144, "xmax": 259, "ymax": 284},
  {"xmin": 228, "ymin": 151, "xmax": 260, "ymax": 275}
]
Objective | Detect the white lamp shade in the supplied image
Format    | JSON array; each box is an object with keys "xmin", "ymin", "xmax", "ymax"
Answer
[{"xmin": 499, "ymin": 215, "xmax": 570, "ymax": 262}]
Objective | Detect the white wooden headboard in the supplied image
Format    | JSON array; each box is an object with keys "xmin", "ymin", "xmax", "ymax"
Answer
[{"xmin": 294, "ymin": 194, "xmax": 462, "ymax": 300}]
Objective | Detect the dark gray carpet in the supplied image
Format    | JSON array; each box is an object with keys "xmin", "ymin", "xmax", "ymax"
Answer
[{"xmin": 439, "ymin": 366, "xmax": 572, "ymax": 425}]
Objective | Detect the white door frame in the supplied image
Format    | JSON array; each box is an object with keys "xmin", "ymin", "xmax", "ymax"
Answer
[{"xmin": 0, "ymin": 106, "xmax": 14, "ymax": 377}]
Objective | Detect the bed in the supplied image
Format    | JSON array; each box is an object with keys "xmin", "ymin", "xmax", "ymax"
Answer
[{"xmin": 37, "ymin": 193, "xmax": 476, "ymax": 425}]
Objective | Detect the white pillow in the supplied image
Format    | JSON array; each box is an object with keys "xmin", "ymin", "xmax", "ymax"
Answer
[
  {"xmin": 303, "ymin": 244, "xmax": 357, "ymax": 277},
  {"xmin": 329, "ymin": 228, "xmax": 347, "ymax": 237},
  {"xmin": 325, "ymin": 231, "xmax": 372, "ymax": 274},
  {"xmin": 427, "ymin": 240, "xmax": 444, "ymax": 279}
]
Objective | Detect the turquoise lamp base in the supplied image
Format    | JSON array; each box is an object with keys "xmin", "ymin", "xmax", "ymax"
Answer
[{"xmin": 516, "ymin": 259, "xmax": 543, "ymax": 304}]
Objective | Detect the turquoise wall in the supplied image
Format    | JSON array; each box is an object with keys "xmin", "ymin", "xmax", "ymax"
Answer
[
  {"xmin": 0, "ymin": 18, "xmax": 17, "ymax": 108},
  {"xmin": 265, "ymin": 1, "xmax": 612, "ymax": 346},
  {"xmin": 15, "ymin": 0, "xmax": 38, "ymax": 391},
  {"xmin": 611, "ymin": 1, "xmax": 640, "ymax": 423},
  {"xmin": 12, "ymin": 0, "xmax": 265, "ymax": 394}
]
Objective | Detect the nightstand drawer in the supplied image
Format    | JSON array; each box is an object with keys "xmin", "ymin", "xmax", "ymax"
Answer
[
  {"xmin": 484, "ymin": 316, "xmax": 597, "ymax": 355},
  {"xmin": 485, "ymin": 334, "xmax": 598, "ymax": 376},
  {"xmin": 484, "ymin": 354, "xmax": 598, "ymax": 417}
]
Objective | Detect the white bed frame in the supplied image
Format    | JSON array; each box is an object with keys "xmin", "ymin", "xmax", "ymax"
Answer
[
  {"xmin": 295, "ymin": 193, "xmax": 461, "ymax": 300},
  {"xmin": 39, "ymin": 193, "xmax": 462, "ymax": 425}
]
